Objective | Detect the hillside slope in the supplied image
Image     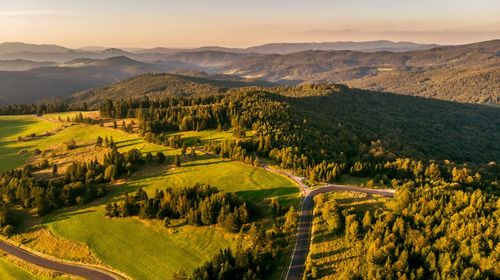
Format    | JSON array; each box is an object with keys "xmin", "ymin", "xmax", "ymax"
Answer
[
  {"xmin": 222, "ymin": 40, "xmax": 500, "ymax": 103},
  {"xmin": 0, "ymin": 57, "xmax": 200, "ymax": 105},
  {"xmin": 70, "ymin": 73, "xmax": 273, "ymax": 107}
]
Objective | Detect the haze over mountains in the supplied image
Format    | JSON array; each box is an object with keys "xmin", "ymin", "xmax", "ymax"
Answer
[{"xmin": 0, "ymin": 40, "xmax": 498, "ymax": 105}]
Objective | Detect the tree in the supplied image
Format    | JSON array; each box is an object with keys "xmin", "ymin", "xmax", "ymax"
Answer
[
  {"xmin": 104, "ymin": 165, "xmax": 116, "ymax": 181},
  {"xmin": 52, "ymin": 164, "xmax": 58, "ymax": 176},
  {"xmin": 65, "ymin": 139, "xmax": 76, "ymax": 150},
  {"xmin": 284, "ymin": 206, "xmax": 298, "ymax": 230},
  {"xmin": 362, "ymin": 210, "xmax": 372, "ymax": 232},
  {"xmin": 156, "ymin": 152, "xmax": 166, "ymax": 164},
  {"xmin": 96, "ymin": 136, "xmax": 103, "ymax": 147},
  {"xmin": 105, "ymin": 203, "xmax": 113, "ymax": 217},
  {"xmin": 146, "ymin": 152, "xmax": 153, "ymax": 163},
  {"xmin": 35, "ymin": 194, "xmax": 49, "ymax": 216},
  {"xmin": 164, "ymin": 217, "xmax": 171, "ymax": 227},
  {"xmin": 2, "ymin": 225, "xmax": 14, "ymax": 237},
  {"xmin": 174, "ymin": 155, "xmax": 181, "ymax": 167}
]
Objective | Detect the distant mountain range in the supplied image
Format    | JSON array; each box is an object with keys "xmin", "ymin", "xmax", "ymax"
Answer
[
  {"xmin": 0, "ymin": 40, "xmax": 439, "ymax": 62},
  {"xmin": 221, "ymin": 40, "xmax": 500, "ymax": 103},
  {"xmin": 0, "ymin": 40, "xmax": 497, "ymax": 105},
  {"xmin": 0, "ymin": 56, "xmax": 202, "ymax": 105}
]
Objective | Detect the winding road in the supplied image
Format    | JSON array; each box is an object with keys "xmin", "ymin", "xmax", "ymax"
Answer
[
  {"xmin": 0, "ymin": 240, "xmax": 120, "ymax": 280},
  {"xmin": 263, "ymin": 165, "xmax": 395, "ymax": 280}
]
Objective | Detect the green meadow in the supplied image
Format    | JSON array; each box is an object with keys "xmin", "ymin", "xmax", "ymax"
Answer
[
  {"xmin": 43, "ymin": 156, "xmax": 299, "ymax": 279},
  {"xmin": 0, "ymin": 113, "xmax": 299, "ymax": 279},
  {"xmin": 0, "ymin": 257, "xmax": 38, "ymax": 280}
]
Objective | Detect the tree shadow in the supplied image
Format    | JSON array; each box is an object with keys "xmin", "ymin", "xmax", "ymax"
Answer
[
  {"xmin": 43, "ymin": 209, "xmax": 96, "ymax": 223},
  {"xmin": 310, "ymin": 247, "xmax": 349, "ymax": 260}
]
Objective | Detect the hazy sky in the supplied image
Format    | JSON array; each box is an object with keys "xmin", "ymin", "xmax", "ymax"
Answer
[{"xmin": 1, "ymin": 0, "xmax": 499, "ymax": 48}]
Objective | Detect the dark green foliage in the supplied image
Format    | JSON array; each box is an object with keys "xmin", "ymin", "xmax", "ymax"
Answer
[
  {"xmin": 190, "ymin": 211, "xmax": 296, "ymax": 280},
  {"xmin": 156, "ymin": 152, "xmax": 166, "ymax": 164},
  {"xmin": 174, "ymin": 155, "xmax": 181, "ymax": 167},
  {"xmin": 107, "ymin": 184, "xmax": 250, "ymax": 232}
]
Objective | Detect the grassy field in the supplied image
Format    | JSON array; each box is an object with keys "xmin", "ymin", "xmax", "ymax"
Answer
[
  {"xmin": 1, "ymin": 112, "xmax": 300, "ymax": 278},
  {"xmin": 0, "ymin": 113, "xmax": 169, "ymax": 172},
  {"xmin": 0, "ymin": 254, "xmax": 72, "ymax": 280},
  {"xmin": 41, "ymin": 156, "xmax": 299, "ymax": 279},
  {"xmin": 0, "ymin": 257, "xmax": 39, "ymax": 280},
  {"xmin": 0, "ymin": 115, "xmax": 62, "ymax": 171},
  {"xmin": 307, "ymin": 191, "xmax": 389, "ymax": 279}
]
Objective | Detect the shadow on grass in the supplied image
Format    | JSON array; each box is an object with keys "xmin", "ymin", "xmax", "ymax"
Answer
[
  {"xmin": 236, "ymin": 187, "xmax": 299, "ymax": 203},
  {"xmin": 43, "ymin": 209, "xmax": 96, "ymax": 223},
  {"xmin": 181, "ymin": 159, "xmax": 223, "ymax": 168}
]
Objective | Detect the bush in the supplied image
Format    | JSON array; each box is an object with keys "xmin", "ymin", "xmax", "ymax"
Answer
[{"xmin": 2, "ymin": 225, "xmax": 14, "ymax": 236}]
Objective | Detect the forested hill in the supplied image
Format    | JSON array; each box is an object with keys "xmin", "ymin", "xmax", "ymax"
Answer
[
  {"xmin": 69, "ymin": 73, "xmax": 273, "ymax": 107},
  {"xmin": 273, "ymin": 85, "xmax": 500, "ymax": 163},
  {"xmin": 77, "ymin": 76, "xmax": 500, "ymax": 164}
]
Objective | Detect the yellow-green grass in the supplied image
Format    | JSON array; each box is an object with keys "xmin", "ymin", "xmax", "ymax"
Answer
[
  {"xmin": 0, "ymin": 113, "xmax": 253, "ymax": 172},
  {"xmin": 308, "ymin": 191, "xmax": 390, "ymax": 279},
  {"xmin": 41, "ymin": 111, "xmax": 96, "ymax": 122},
  {"xmin": 1, "ymin": 113, "xmax": 298, "ymax": 278},
  {"xmin": 42, "ymin": 156, "xmax": 299, "ymax": 279},
  {"xmin": 0, "ymin": 115, "xmax": 169, "ymax": 171},
  {"xmin": 0, "ymin": 257, "xmax": 39, "ymax": 280},
  {"xmin": 0, "ymin": 115, "xmax": 62, "ymax": 171},
  {"xmin": 0, "ymin": 255, "xmax": 72, "ymax": 280},
  {"xmin": 167, "ymin": 129, "xmax": 255, "ymax": 147}
]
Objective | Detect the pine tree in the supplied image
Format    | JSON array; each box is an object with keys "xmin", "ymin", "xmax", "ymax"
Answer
[
  {"xmin": 174, "ymin": 155, "xmax": 181, "ymax": 167},
  {"xmin": 52, "ymin": 164, "xmax": 58, "ymax": 176}
]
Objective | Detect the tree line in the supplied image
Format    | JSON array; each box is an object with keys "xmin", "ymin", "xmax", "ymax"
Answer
[{"xmin": 105, "ymin": 184, "xmax": 251, "ymax": 233}]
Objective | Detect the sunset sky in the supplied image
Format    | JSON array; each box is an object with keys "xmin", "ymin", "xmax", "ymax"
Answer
[{"xmin": 1, "ymin": 0, "xmax": 499, "ymax": 48}]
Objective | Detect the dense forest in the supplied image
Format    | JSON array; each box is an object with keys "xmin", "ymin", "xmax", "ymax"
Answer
[
  {"xmin": 308, "ymin": 181, "xmax": 499, "ymax": 279},
  {"xmin": 95, "ymin": 83, "xmax": 499, "ymax": 180}
]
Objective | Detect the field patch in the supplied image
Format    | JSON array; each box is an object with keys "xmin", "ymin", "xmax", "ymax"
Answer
[{"xmin": 40, "ymin": 156, "xmax": 298, "ymax": 279}]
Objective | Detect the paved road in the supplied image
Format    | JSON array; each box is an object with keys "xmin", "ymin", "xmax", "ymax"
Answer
[
  {"xmin": 264, "ymin": 165, "xmax": 395, "ymax": 280},
  {"xmin": 0, "ymin": 240, "xmax": 119, "ymax": 280}
]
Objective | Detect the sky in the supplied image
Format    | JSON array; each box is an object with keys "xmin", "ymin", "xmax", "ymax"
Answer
[{"xmin": 0, "ymin": 0, "xmax": 499, "ymax": 48}]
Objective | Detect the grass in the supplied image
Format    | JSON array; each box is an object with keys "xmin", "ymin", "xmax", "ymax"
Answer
[
  {"xmin": 0, "ymin": 257, "xmax": 39, "ymax": 280},
  {"xmin": 1, "ymin": 112, "xmax": 300, "ymax": 278},
  {"xmin": 0, "ymin": 114, "xmax": 168, "ymax": 172},
  {"xmin": 0, "ymin": 115, "xmax": 62, "ymax": 171},
  {"xmin": 0, "ymin": 254, "xmax": 73, "ymax": 280},
  {"xmin": 39, "ymin": 156, "xmax": 299, "ymax": 279},
  {"xmin": 307, "ymin": 191, "xmax": 390, "ymax": 279},
  {"xmin": 167, "ymin": 130, "xmax": 235, "ymax": 146}
]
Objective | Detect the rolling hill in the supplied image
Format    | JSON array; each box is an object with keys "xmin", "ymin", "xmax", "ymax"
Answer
[
  {"xmin": 221, "ymin": 40, "xmax": 500, "ymax": 103},
  {"xmin": 0, "ymin": 42, "xmax": 70, "ymax": 54},
  {"xmin": 0, "ymin": 59, "xmax": 57, "ymax": 71},
  {"xmin": 245, "ymin": 40, "xmax": 439, "ymax": 54},
  {"xmin": 0, "ymin": 56, "xmax": 201, "ymax": 105},
  {"xmin": 69, "ymin": 72, "xmax": 274, "ymax": 107}
]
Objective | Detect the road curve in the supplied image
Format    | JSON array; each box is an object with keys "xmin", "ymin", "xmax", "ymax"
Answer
[
  {"xmin": 0, "ymin": 240, "xmax": 119, "ymax": 280},
  {"xmin": 264, "ymin": 165, "xmax": 395, "ymax": 280}
]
